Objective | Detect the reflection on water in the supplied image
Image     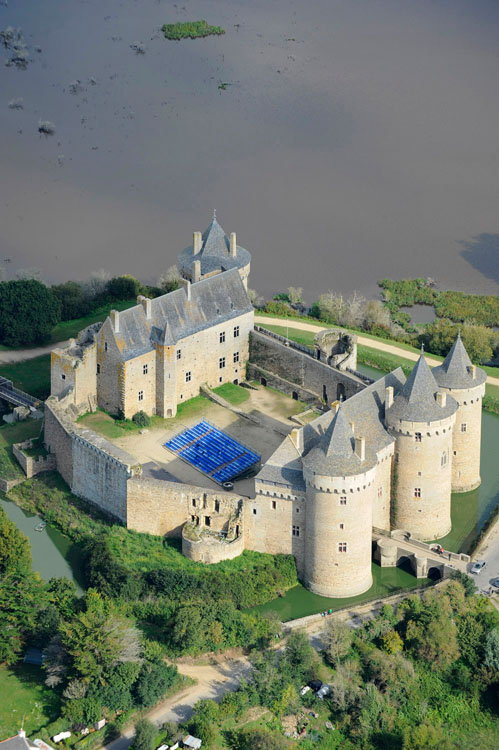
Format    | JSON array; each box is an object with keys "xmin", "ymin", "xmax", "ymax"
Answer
[{"xmin": 0, "ymin": 496, "xmax": 85, "ymax": 591}]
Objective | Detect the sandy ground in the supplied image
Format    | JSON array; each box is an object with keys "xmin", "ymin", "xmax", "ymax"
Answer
[
  {"xmin": 107, "ymin": 385, "xmax": 305, "ymax": 497},
  {"xmin": 255, "ymin": 315, "xmax": 499, "ymax": 387}
]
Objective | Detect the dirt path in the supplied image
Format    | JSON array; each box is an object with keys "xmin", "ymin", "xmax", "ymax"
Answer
[
  {"xmin": 255, "ymin": 315, "xmax": 499, "ymax": 387},
  {"xmin": 0, "ymin": 340, "xmax": 70, "ymax": 364}
]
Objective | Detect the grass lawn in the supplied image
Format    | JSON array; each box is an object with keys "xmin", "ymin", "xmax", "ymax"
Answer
[
  {"xmin": 212, "ymin": 382, "xmax": 250, "ymax": 405},
  {"xmin": 49, "ymin": 299, "xmax": 135, "ymax": 344},
  {"xmin": 0, "ymin": 354, "xmax": 51, "ymax": 400},
  {"xmin": 0, "ymin": 663, "xmax": 61, "ymax": 738},
  {"xmin": 0, "ymin": 419, "xmax": 41, "ymax": 480},
  {"xmin": 251, "ymin": 561, "xmax": 430, "ymax": 621}
]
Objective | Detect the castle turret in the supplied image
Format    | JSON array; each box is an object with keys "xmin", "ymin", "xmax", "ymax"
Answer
[
  {"xmin": 386, "ymin": 352, "xmax": 458, "ymax": 540},
  {"xmin": 432, "ymin": 333, "xmax": 486, "ymax": 492},
  {"xmin": 302, "ymin": 406, "xmax": 376, "ymax": 597},
  {"xmin": 177, "ymin": 212, "xmax": 251, "ymax": 290}
]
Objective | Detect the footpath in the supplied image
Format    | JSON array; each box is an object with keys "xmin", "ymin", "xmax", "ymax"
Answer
[{"xmin": 254, "ymin": 315, "xmax": 499, "ymax": 388}]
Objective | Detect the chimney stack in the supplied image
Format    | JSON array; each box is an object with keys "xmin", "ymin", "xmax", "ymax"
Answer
[
  {"xmin": 193, "ymin": 231, "xmax": 202, "ymax": 254},
  {"xmin": 192, "ymin": 259, "xmax": 201, "ymax": 283},
  {"xmin": 355, "ymin": 436, "xmax": 366, "ymax": 461},
  {"xmin": 138, "ymin": 295, "xmax": 152, "ymax": 319},
  {"xmin": 350, "ymin": 421, "xmax": 355, "ymax": 435},
  {"xmin": 470, "ymin": 365, "xmax": 476, "ymax": 379},
  {"xmin": 290, "ymin": 427, "xmax": 304, "ymax": 454},
  {"xmin": 179, "ymin": 278, "xmax": 191, "ymax": 301},
  {"xmin": 230, "ymin": 232, "xmax": 237, "ymax": 257},
  {"xmin": 110, "ymin": 310, "xmax": 120, "ymax": 333},
  {"xmin": 436, "ymin": 391, "xmax": 447, "ymax": 408},
  {"xmin": 386, "ymin": 386, "xmax": 394, "ymax": 409}
]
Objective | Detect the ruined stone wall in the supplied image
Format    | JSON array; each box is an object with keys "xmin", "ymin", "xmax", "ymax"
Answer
[
  {"xmin": 13, "ymin": 440, "xmax": 56, "ymax": 479},
  {"xmin": 126, "ymin": 477, "xmax": 243, "ymax": 537},
  {"xmin": 303, "ymin": 465, "xmax": 377, "ymax": 598},
  {"xmin": 388, "ymin": 413, "xmax": 456, "ymax": 540},
  {"xmin": 182, "ymin": 531, "xmax": 245, "ymax": 564},
  {"xmin": 246, "ymin": 364, "xmax": 319, "ymax": 406},
  {"xmin": 250, "ymin": 330, "xmax": 364, "ymax": 404},
  {"xmin": 248, "ymin": 480, "xmax": 306, "ymax": 575},
  {"xmin": 438, "ymin": 383, "xmax": 485, "ymax": 493}
]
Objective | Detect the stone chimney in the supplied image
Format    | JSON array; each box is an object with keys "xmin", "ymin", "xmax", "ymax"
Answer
[
  {"xmin": 436, "ymin": 391, "xmax": 447, "ymax": 408},
  {"xmin": 18, "ymin": 731, "xmax": 26, "ymax": 740},
  {"xmin": 386, "ymin": 386, "xmax": 394, "ymax": 409},
  {"xmin": 110, "ymin": 309, "xmax": 120, "ymax": 333},
  {"xmin": 230, "ymin": 232, "xmax": 237, "ymax": 257},
  {"xmin": 350, "ymin": 421, "xmax": 355, "ymax": 435},
  {"xmin": 355, "ymin": 436, "xmax": 366, "ymax": 461},
  {"xmin": 179, "ymin": 277, "xmax": 191, "ymax": 301},
  {"xmin": 470, "ymin": 364, "xmax": 476, "ymax": 379},
  {"xmin": 138, "ymin": 295, "xmax": 152, "ymax": 319},
  {"xmin": 192, "ymin": 259, "xmax": 201, "ymax": 283},
  {"xmin": 290, "ymin": 427, "xmax": 304, "ymax": 454},
  {"xmin": 193, "ymin": 231, "xmax": 202, "ymax": 254}
]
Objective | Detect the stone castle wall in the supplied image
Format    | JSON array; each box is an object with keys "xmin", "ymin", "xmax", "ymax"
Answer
[
  {"xmin": 372, "ymin": 447, "xmax": 394, "ymax": 532},
  {"xmin": 249, "ymin": 330, "xmax": 364, "ymax": 404},
  {"xmin": 388, "ymin": 413, "xmax": 456, "ymax": 540},
  {"xmin": 303, "ymin": 465, "xmax": 377, "ymax": 598},
  {"xmin": 440, "ymin": 382, "xmax": 485, "ymax": 492}
]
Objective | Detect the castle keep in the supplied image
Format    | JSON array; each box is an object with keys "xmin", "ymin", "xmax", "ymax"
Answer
[{"xmin": 45, "ymin": 215, "xmax": 485, "ymax": 598}]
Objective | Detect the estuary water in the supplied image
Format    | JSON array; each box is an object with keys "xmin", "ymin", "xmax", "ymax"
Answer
[{"xmin": 0, "ymin": 0, "xmax": 498, "ymax": 302}]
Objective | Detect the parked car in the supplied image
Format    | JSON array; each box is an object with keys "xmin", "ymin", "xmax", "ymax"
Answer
[
  {"xmin": 491, "ymin": 577, "xmax": 499, "ymax": 588},
  {"xmin": 300, "ymin": 685, "xmax": 311, "ymax": 696},
  {"xmin": 316, "ymin": 684, "xmax": 331, "ymax": 699},
  {"xmin": 471, "ymin": 560, "xmax": 486, "ymax": 574},
  {"xmin": 308, "ymin": 679, "xmax": 323, "ymax": 693}
]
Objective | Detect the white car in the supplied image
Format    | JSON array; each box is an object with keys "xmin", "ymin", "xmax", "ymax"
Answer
[
  {"xmin": 317, "ymin": 684, "xmax": 331, "ymax": 699},
  {"xmin": 471, "ymin": 560, "xmax": 486, "ymax": 574},
  {"xmin": 300, "ymin": 685, "xmax": 311, "ymax": 696}
]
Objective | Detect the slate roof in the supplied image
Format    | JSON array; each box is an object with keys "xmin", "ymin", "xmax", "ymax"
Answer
[
  {"xmin": 177, "ymin": 215, "xmax": 251, "ymax": 277},
  {"xmin": 303, "ymin": 405, "xmax": 376, "ymax": 476},
  {"xmin": 109, "ymin": 269, "xmax": 252, "ymax": 361},
  {"xmin": 255, "ymin": 437, "xmax": 306, "ymax": 491},
  {"xmin": 387, "ymin": 353, "xmax": 457, "ymax": 423},
  {"xmin": 0, "ymin": 737, "xmax": 37, "ymax": 750},
  {"xmin": 432, "ymin": 333, "xmax": 487, "ymax": 389}
]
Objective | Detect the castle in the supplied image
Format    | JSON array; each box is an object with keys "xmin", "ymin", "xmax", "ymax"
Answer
[{"xmin": 45, "ymin": 215, "xmax": 486, "ymax": 598}]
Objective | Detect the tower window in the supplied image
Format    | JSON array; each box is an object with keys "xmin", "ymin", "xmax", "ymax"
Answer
[
  {"xmin": 377, "ymin": 487, "xmax": 383, "ymax": 498},
  {"xmin": 441, "ymin": 452, "xmax": 448, "ymax": 467},
  {"xmin": 104, "ymin": 342, "xmax": 108, "ymax": 352},
  {"xmin": 272, "ymin": 500, "xmax": 276, "ymax": 509},
  {"xmin": 143, "ymin": 363, "xmax": 148, "ymax": 375},
  {"xmin": 339, "ymin": 496, "xmax": 347, "ymax": 505},
  {"xmin": 138, "ymin": 390, "xmax": 143, "ymax": 401},
  {"xmin": 96, "ymin": 364, "xmax": 100, "ymax": 374},
  {"xmin": 176, "ymin": 349, "xmax": 181, "ymax": 360},
  {"xmin": 292, "ymin": 525, "xmax": 300, "ymax": 537},
  {"xmin": 61, "ymin": 374, "xmax": 66, "ymax": 380},
  {"xmin": 461, "ymin": 423, "xmax": 467, "ymax": 433},
  {"xmin": 219, "ymin": 357, "xmax": 226, "ymax": 369},
  {"xmin": 234, "ymin": 325, "xmax": 240, "ymax": 338},
  {"xmin": 338, "ymin": 542, "xmax": 347, "ymax": 552},
  {"xmin": 219, "ymin": 331, "xmax": 226, "ymax": 343},
  {"xmin": 185, "ymin": 371, "xmax": 191, "ymax": 382},
  {"xmin": 192, "ymin": 499, "xmax": 196, "ymax": 507},
  {"xmin": 233, "ymin": 351, "xmax": 239, "ymax": 363},
  {"xmin": 414, "ymin": 488, "xmax": 421, "ymax": 498},
  {"xmin": 253, "ymin": 508, "xmax": 257, "ymax": 515},
  {"xmin": 415, "ymin": 432, "xmax": 422, "ymax": 442},
  {"xmin": 339, "ymin": 523, "xmax": 345, "ymax": 530},
  {"xmin": 205, "ymin": 516, "xmax": 211, "ymax": 527},
  {"xmin": 214, "ymin": 500, "xmax": 220, "ymax": 512}
]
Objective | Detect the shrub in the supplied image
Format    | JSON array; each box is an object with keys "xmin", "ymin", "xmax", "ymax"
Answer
[
  {"xmin": 132, "ymin": 411, "xmax": 150, "ymax": 427},
  {"xmin": 0, "ymin": 279, "xmax": 61, "ymax": 346},
  {"xmin": 132, "ymin": 719, "xmax": 156, "ymax": 750}
]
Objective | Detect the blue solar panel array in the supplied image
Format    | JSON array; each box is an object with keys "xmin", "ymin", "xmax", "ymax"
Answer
[{"xmin": 164, "ymin": 420, "xmax": 260, "ymax": 484}]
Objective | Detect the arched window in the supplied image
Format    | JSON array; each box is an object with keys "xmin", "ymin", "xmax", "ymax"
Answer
[{"xmin": 441, "ymin": 452, "xmax": 448, "ymax": 467}]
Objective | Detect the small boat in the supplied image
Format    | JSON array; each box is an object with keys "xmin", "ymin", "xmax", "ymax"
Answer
[{"xmin": 34, "ymin": 522, "xmax": 46, "ymax": 532}]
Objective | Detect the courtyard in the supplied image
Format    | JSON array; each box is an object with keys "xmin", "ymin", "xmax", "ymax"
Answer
[{"xmin": 78, "ymin": 383, "xmax": 313, "ymax": 497}]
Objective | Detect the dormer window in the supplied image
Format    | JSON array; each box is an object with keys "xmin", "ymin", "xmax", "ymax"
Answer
[{"xmin": 415, "ymin": 432, "xmax": 422, "ymax": 442}]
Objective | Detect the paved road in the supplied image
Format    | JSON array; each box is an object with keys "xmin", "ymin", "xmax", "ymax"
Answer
[
  {"xmin": 254, "ymin": 315, "xmax": 499, "ymax": 387},
  {"xmin": 470, "ymin": 519, "xmax": 499, "ymax": 595}
]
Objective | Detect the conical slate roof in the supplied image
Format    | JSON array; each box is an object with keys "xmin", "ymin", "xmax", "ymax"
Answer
[
  {"xmin": 303, "ymin": 405, "xmax": 376, "ymax": 476},
  {"xmin": 387, "ymin": 351, "xmax": 457, "ymax": 422},
  {"xmin": 177, "ymin": 213, "xmax": 251, "ymax": 278},
  {"xmin": 432, "ymin": 333, "xmax": 487, "ymax": 389}
]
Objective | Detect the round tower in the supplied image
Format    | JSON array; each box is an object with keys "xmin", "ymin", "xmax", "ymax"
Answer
[
  {"xmin": 177, "ymin": 211, "xmax": 251, "ymax": 289},
  {"xmin": 302, "ymin": 406, "xmax": 376, "ymax": 598},
  {"xmin": 386, "ymin": 351, "xmax": 458, "ymax": 540},
  {"xmin": 432, "ymin": 333, "xmax": 486, "ymax": 492}
]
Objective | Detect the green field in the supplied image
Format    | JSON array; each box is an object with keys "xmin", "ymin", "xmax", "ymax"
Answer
[
  {"xmin": 212, "ymin": 382, "xmax": 250, "ymax": 405},
  {"xmin": 0, "ymin": 663, "xmax": 61, "ymax": 738},
  {"xmin": 0, "ymin": 355, "xmax": 51, "ymax": 400}
]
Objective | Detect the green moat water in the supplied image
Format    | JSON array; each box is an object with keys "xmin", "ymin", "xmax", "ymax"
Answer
[{"xmin": 0, "ymin": 496, "xmax": 85, "ymax": 592}]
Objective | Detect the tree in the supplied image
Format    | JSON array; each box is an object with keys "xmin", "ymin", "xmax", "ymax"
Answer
[
  {"xmin": 51, "ymin": 281, "xmax": 91, "ymax": 320},
  {"xmin": 157, "ymin": 265, "xmax": 180, "ymax": 293},
  {"xmin": 483, "ymin": 628, "xmax": 499, "ymax": 672},
  {"xmin": 381, "ymin": 630, "xmax": 403, "ymax": 654},
  {"xmin": 283, "ymin": 629, "xmax": 316, "ymax": 682},
  {"xmin": 0, "ymin": 505, "xmax": 32, "ymax": 575},
  {"xmin": 247, "ymin": 288, "xmax": 264, "ymax": 308},
  {"xmin": 0, "ymin": 279, "xmax": 61, "ymax": 346},
  {"xmin": 450, "ymin": 569, "xmax": 477, "ymax": 597},
  {"xmin": 186, "ymin": 699, "xmax": 219, "ymax": 746},
  {"xmin": 403, "ymin": 721, "xmax": 452, "ymax": 750},
  {"xmin": 133, "ymin": 719, "xmax": 156, "ymax": 750},
  {"xmin": 106, "ymin": 275, "xmax": 141, "ymax": 300},
  {"xmin": 0, "ymin": 572, "xmax": 46, "ymax": 665},
  {"xmin": 287, "ymin": 286, "xmax": 303, "ymax": 305},
  {"xmin": 230, "ymin": 726, "xmax": 293, "ymax": 750},
  {"xmin": 323, "ymin": 620, "xmax": 352, "ymax": 666},
  {"xmin": 329, "ymin": 661, "xmax": 361, "ymax": 711},
  {"xmin": 133, "ymin": 661, "xmax": 177, "ymax": 707}
]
